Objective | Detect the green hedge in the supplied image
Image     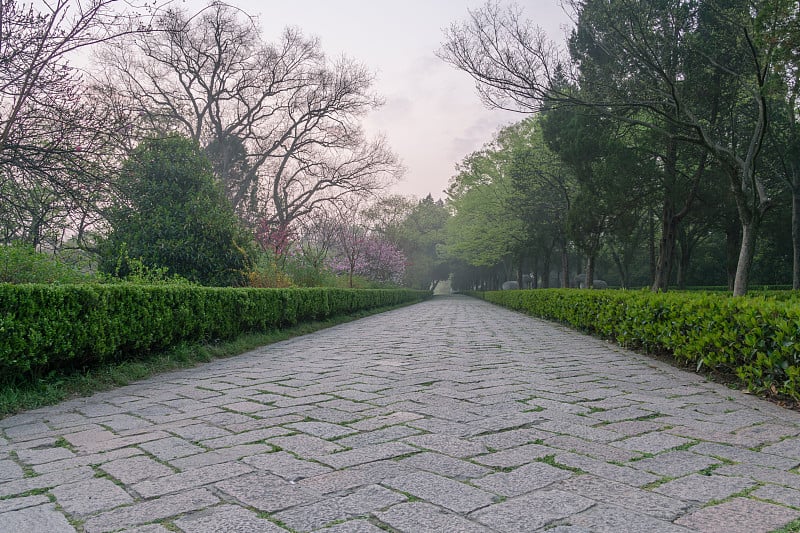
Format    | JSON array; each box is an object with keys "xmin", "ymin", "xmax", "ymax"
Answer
[
  {"xmin": 469, "ymin": 289, "xmax": 800, "ymax": 399},
  {"xmin": 0, "ymin": 285, "xmax": 429, "ymax": 377}
]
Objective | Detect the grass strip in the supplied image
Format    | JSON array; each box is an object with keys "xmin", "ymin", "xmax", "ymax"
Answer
[{"xmin": 0, "ymin": 302, "xmax": 416, "ymax": 418}]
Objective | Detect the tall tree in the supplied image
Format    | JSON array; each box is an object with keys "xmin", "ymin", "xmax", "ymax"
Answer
[
  {"xmin": 102, "ymin": 1, "xmax": 401, "ymax": 227},
  {"xmin": 0, "ymin": 0, "xmax": 152, "ymax": 248}
]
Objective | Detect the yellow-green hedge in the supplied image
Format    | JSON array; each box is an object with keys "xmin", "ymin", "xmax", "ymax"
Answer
[
  {"xmin": 0, "ymin": 285, "xmax": 429, "ymax": 376},
  {"xmin": 470, "ymin": 289, "xmax": 800, "ymax": 399}
]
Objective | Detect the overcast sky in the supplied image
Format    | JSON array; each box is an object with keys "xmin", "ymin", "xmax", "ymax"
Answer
[{"xmin": 198, "ymin": 1, "xmax": 573, "ymax": 200}]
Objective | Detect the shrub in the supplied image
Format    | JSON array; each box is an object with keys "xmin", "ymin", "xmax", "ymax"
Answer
[
  {"xmin": 0, "ymin": 243, "xmax": 91, "ymax": 284},
  {"xmin": 0, "ymin": 285, "xmax": 430, "ymax": 380}
]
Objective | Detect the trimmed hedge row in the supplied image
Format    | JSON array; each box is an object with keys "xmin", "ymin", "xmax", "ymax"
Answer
[
  {"xmin": 0, "ymin": 285, "xmax": 430, "ymax": 376},
  {"xmin": 469, "ymin": 289, "xmax": 800, "ymax": 399}
]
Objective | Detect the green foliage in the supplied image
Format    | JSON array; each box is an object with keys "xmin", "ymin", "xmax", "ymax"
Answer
[
  {"xmin": 397, "ymin": 195, "xmax": 451, "ymax": 290},
  {"xmin": 472, "ymin": 289, "xmax": 800, "ymax": 399},
  {"xmin": 0, "ymin": 285, "xmax": 430, "ymax": 381},
  {"xmin": 0, "ymin": 243, "xmax": 91, "ymax": 284},
  {"xmin": 100, "ymin": 134, "xmax": 253, "ymax": 286}
]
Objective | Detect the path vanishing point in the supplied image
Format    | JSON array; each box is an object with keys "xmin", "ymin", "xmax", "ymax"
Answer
[{"xmin": 2, "ymin": 295, "xmax": 800, "ymax": 532}]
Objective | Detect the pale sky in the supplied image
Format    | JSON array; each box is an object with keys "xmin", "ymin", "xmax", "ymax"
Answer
[{"xmin": 194, "ymin": 1, "xmax": 573, "ymax": 199}]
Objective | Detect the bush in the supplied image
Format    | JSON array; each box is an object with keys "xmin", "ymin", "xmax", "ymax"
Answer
[
  {"xmin": 100, "ymin": 134, "xmax": 253, "ymax": 286},
  {"xmin": 0, "ymin": 285, "xmax": 430, "ymax": 380},
  {"xmin": 470, "ymin": 289, "xmax": 800, "ymax": 399},
  {"xmin": 0, "ymin": 243, "xmax": 91, "ymax": 284}
]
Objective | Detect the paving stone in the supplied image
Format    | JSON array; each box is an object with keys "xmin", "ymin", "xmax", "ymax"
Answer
[
  {"xmin": 469, "ymin": 489, "xmax": 594, "ymax": 532},
  {"xmin": 568, "ymin": 503, "xmax": 692, "ymax": 532},
  {"xmin": 384, "ymin": 471, "xmax": 496, "ymax": 513},
  {"xmin": 554, "ymin": 452, "xmax": 660, "ymax": 486},
  {"xmin": 298, "ymin": 461, "xmax": 411, "ymax": 495},
  {"xmin": 375, "ymin": 502, "xmax": 494, "ymax": 533},
  {"xmin": 397, "ymin": 451, "xmax": 492, "ymax": 480},
  {"xmin": 51, "ymin": 477, "xmax": 134, "ymax": 516},
  {"xmin": 268, "ymin": 434, "xmax": 345, "ymax": 457},
  {"xmin": 122, "ymin": 525, "xmax": 172, "ymax": 533},
  {"xmin": 169, "ymin": 423, "xmax": 231, "ymax": 441},
  {"xmin": 4, "ymin": 422, "xmax": 53, "ymax": 440},
  {"xmin": 760, "ymin": 438, "xmax": 800, "ymax": 460},
  {"xmin": 0, "ymin": 494, "xmax": 51, "ymax": 513},
  {"xmin": 0, "ymin": 459, "xmax": 24, "ymax": 481},
  {"xmin": 169, "ymin": 443, "xmax": 273, "ymax": 470},
  {"xmin": 312, "ymin": 519, "xmax": 386, "ymax": 532},
  {"xmin": 83, "ymin": 488, "xmax": 220, "ymax": 532},
  {"xmin": 317, "ymin": 442, "xmax": 418, "ymax": 469},
  {"xmin": 752, "ymin": 484, "xmax": 800, "ymax": 507},
  {"xmin": 654, "ymin": 473, "xmax": 756, "ymax": 503},
  {"xmin": 0, "ymin": 504, "xmax": 74, "ymax": 533},
  {"xmin": 334, "ymin": 425, "xmax": 421, "ymax": 447},
  {"xmin": 173, "ymin": 504, "xmax": 287, "ymax": 532},
  {"xmin": 537, "ymin": 420, "xmax": 621, "ymax": 443},
  {"xmin": 0, "ymin": 465, "xmax": 94, "ymax": 497},
  {"xmin": 675, "ymin": 497, "xmax": 800, "ymax": 532},
  {"xmin": 243, "ymin": 450, "xmax": 333, "ymax": 481},
  {"xmin": 98, "ymin": 414, "xmax": 153, "ymax": 432},
  {"xmin": 471, "ymin": 427, "xmax": 552, "ymax": 450},
  {"xmin": 33, "ymin": 446, "xmax": 142, "ymax": 475},
  {"xmin": 15, "ymin": 446, "xmax": 75, "ymax": 465},
  {"xmin": 286, "ymin": 421, "xmax": 358, "ymax": 439},
  {"xmin": 472, "ymin": 443, "xmax": 556, "ymax": 467},
  {"xmin": 65, "ymin": 428, "xmax": 172, "ymax": 454},
  {"xmin": 273, "ymin": 484, "xmax": 406, "ymax": 532},
  {"xmin": 222, "ymin": 400, "xmax": 272, "ymax": 413},
  {"xmin": 691, "ymin": 441, "xmax": 799, "ymax": 469},
  {"xmin": 216, "ymin": 471, "xmax": 321, "ymax": 512},
  {"xmin": 556, "ymin": 474, "xmax": 689, "ymax": 521},
  {"xmin": 100, "ymin": 455, "xmax": 175, "ymax": 484},
  {"xmin": 198, "ymin": 427, "xmax": 291, "ymax": 449},
  {"xmin": 544, "ymin": 435, "xmax": 640, "ymax": 463},
  {"xmin": 133, "ymin": 461, "xmax": 253, "ymax": 498},
  {"xmin": 615, "ymin": 432, "xmax": 693, "ymax": 454},
  {"xmin": 473, "ymin": 461, "xmax": 572, "ymax": 496},
  {"xmin": 402, "ymin": 433, "xmax": 488, "ymax": 458},
  {"xmin": 715, "ymin": 463, "xmax": 800, "ymax": 489},
  {"xmin": 406, "ymin": 417, "xmax": 480, "ymax": 437},
  {"xmin": 138, "ymin": 437, "xmax": 205, "ymax": 461},
  {"xmin": 629, "ymin": 450, "xmax": 719, "ymax": 477},
  {"xmin": 601, "ymin": 420, "xmax": 664, "ymax": 436}
]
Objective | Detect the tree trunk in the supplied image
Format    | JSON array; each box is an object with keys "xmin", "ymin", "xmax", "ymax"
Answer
[
  {"xmin": 649, "ymin": 207, "xmax": 656, "ymax": 287},
  {"xmin": 733, "ymin": 220, "xmax": 759, "ymax": 296},
  {"xmin": 609, "ymin": 244, "xmax": 628, "ymax": 289},
  {"xmin": 541, "ymin": 249, "xmax": 551, "ymax": 289},
  {"xmin": 676, "ymin": 234, "xmax": 690, "ymax": 290},
  {"xmin": 585, "ymin": 255, "xmax": 595, "ymax": 289},
  {"xmin": 560, "ymin": 238, "xmax": 570, "ymax": 288},
  {"xmin": 725, "ymin": 220, "xmax": 741, "ymax": 291}
]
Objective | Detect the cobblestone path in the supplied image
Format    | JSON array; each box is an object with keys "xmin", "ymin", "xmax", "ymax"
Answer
[{"xmin": 2, "ymin": 295, "xmax": 800, "ymax": 532}]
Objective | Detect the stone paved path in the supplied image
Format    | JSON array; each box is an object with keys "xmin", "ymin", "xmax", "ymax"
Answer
[{"xmin": 2, "ymin": 295, "xmax": 800, "ymax": 532}]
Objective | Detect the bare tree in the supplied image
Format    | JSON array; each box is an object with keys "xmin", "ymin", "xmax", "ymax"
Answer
[
  {"xmin": 440, "ymin": 0, "xmax": 789, "ymax": 295},
  {"xmin": 0, "ymin": 0, "xmax": 155, "ymax": 248},
  {"xmin": 102, "ymin": 1, "xmax": 401, "ymax": 227}
]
